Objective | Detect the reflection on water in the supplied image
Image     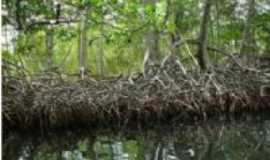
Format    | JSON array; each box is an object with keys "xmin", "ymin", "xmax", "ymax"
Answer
[{"xmin": 3, "ymin": 119, "xmax": 270, "ymax": 160}]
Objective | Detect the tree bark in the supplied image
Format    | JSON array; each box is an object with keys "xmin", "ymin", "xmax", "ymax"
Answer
[
  {"xmin": 15, "ymin": 0, "xmax": 22, "ymax": 30},
  {"xmin": 98, "ymin": 15, "xmax": 105, "ymax": 77},
  {"xmin": 197, "ymin": 0, "xmax": 213, "ymax": 71},
  {"xmin": 143, "ymin": 0, "xmax": 160, "ymax": 63},
  {"xmin": 147, "ymin": 26, "xmax": 160, "ymax": 62},
  {"xmin": 78, "ymin": 10, "xmax": 88, "ymax": 79},
  {"xmin": 45, "ymin": 0, "xmax": 55, "ymax": 71},
  {"xmin": 240, "ymin": 0, "xmax": 256, "ymax": 65},
  {"xmin": 171, "ymin": 1, "xmax": 182, "ymax": 56},
  {"xmin": 46, "ymin": 28, "xmax": 54, "ymax": 69},
  {"xmin": 141, "ymin": 0, "xmax": 161, "ymax": 78}
]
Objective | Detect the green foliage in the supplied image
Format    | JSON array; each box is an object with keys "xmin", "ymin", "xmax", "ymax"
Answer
[{"xmin": 2, "ymin": 0, "xmax": 270, "ymax": 76}]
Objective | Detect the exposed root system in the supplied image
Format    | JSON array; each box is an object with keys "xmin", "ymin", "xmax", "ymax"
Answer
[{"xmin": 3, "ymin": 55, "xmax": 270, "ymax": 130}]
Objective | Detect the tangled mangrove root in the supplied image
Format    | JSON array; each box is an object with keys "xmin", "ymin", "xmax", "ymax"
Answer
[{"xmin": 2, "ymin": 55, "xmax": 270, "ymax": 130}]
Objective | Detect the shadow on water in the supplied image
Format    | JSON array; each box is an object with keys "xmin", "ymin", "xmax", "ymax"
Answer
[{"xmin": 3, "ymin": 117, "xmax": 270, "ymax": 160}]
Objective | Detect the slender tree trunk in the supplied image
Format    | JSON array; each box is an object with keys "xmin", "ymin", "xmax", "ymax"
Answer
[
  {"xmin": 171, "ymin": 3, "xmax": 182, "ymax": 56},
  {"xmin": 214, "ymin": 0, "xmax": 220, "ymax": 62},
  {"xmin": 142, "ymin": 0, "xmax": 160, "ymax": 78},
  {"xmin": 147, "ymin": 26, "xmax": 160, "ymax": 62},
  {"xmin": 197, "ymin": 0, "xmax": 213, "ymax": 71},
  {"xmin": 98, "ymin": 36, "xmax": 105, "ymax": 77},
  {"xmin": 165, "ymin": 0, "xmax": 182, "ymax": 56},
  {"xmin": 46, "ymin": 28, "xmax": 54, "ymax": 69},
  {"xmin": 240, "ymin": 0, "xmax": 256, "ymax": 65},
  {"xmin": 170, "ymin": 32, "xmax": 180, "ymax": 56},
  {"xmin": 215, "ymin": 0, "xmax": 220, "ymax": 45},
  {"xmin": 143, "ymin": 0, "xmax": 160, "ymax": 63},
  {"xmin": 44, "ymin": 1, "xmax": 54, "ymax": 71},
  {"xmin": 98, "ymin": 15, "xmax": 105, "ymax": 77},
  {"xmin": 15, "ymin": 0, "xmax": 22, "ymax": 30},
  {"xmin": 78, "ymin": 10, "xmax": 88, "ymax": 79}
]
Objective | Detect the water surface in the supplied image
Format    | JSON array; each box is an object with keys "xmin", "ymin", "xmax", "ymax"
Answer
[{"xmin": 3, "ymin": 119, "xmax": 270, "ymax": 160}]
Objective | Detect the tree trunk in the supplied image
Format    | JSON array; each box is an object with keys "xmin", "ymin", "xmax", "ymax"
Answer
[
  {"xmin": 46, "ymin": 28, "xmax": 54, "ymax": 69},
  {"xmin": 44, "ymin": 0, "xmax": 54, "ymax": 71},
  {"xmin": 15, "ymin": 0, "xmax": 22, "ymax": 30},
  {"xmin": 98, "ymin": 15, "xmax": 105, "ymax": 77},
  {"xmin": 147, "ymin": 26, "xmax": 160, "ymax": 62},
  {"xmin": 143, "ymin": 0, "xmax": 160, "ymax": 63},
  {"xmin": 240, "ymin": 0, "xmax": 256, "ymax": 65},
  {"xmin": 142, "ymin": 0, "xmax": 160, "ymax": 78},
  {"xmin": 197, "ymin": 0, "xmax": 213, "ymax": 71},
  {"xmin": 78, "ymin": 10, "xmax": 88, "ymax": 80},
  {"xmin": 171, "ymin": 2, "xmax": 182, "ymax": 56}
]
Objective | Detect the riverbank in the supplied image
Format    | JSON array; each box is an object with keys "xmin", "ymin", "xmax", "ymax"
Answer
[{"xmin": 3, "ymin": 56, "xmax": 270, "ymax": 130}]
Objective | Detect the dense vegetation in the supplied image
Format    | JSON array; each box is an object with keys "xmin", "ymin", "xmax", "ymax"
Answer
[
  {"xmin": 2, "ymin": 0, "xmax": 270, "ymax": 130},
  {"xmin": 2, "ymin": 0, "xmax": 270, "ymax": 76}
]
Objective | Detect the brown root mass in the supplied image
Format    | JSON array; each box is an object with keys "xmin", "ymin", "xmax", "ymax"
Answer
[{"xmin": 2, "ymin": 55, "xmax": 270, "ymax": 130}]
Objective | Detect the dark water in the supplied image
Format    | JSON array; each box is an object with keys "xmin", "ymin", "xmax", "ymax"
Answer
[{"xmin": 3, "ymin": 119, "xmax": 270, "ymax": 160}]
